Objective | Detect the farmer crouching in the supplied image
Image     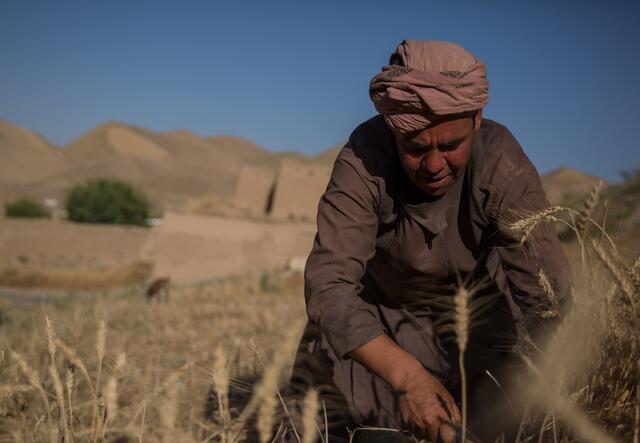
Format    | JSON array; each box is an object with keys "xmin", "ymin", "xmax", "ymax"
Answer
[{"xmin": 278, "ymin": 39, "xmax": 571, "ymax": 443}]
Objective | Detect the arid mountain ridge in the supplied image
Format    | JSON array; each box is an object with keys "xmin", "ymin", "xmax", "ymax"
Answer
[
  {"xmin": 0, "ymin": 119, "xmax": 341, "ymax": 211},
  {"xmin": 0, "ymin": 119, "xmax": 601, "ymax": 212}
]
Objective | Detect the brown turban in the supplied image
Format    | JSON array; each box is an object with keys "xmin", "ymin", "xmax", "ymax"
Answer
[{"xmin": 369, "ymin": 40, "xmax": 489, "ymax": 135}]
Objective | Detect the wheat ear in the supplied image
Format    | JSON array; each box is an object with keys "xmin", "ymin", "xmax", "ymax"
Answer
[
  {"xmin": 11, "ymin": 351, "xmax": 57, "ymax": 443},
  {"xmin": 577, "ymin": 180, "xmax": 604, "ymax": 238},
  {"xmin": 301, "ymin": 389, "xmax": 320, "ymax": 443},
  {"xmin": 45, "ymin": 315, "xmax": 56, "ymax": 363},
  {"xmin": 453, "ymin": 287, "xmax": 471, "ymax": 443},
  {"xmin": 537, "ymin": 270, "xmax": 560, "ymax": 318},
  {"xmin": 56, "ymin": 337, "xmax": 99, "ymax": 442},
  {"xmin": 56, "ymin": 338, "xmax": 96, "ymax": 401},
  {"xmin": 102, "ymin": 353, "xmax": 126, "ymax": 439},
  {"xmin": 45, "ymin": 316, "xmax": 71, "ymax": 442},
  {"xmin": 93, "ymin": 320, "xmax": 107, "ymax": 442},
  {"xmin": 258, "ymin": 385, "xmax": 279, "ymax": 443},
  {"xmin": 509, "ymin": 206, "xmax": 564, "ymax": 245},
  {"xmin": 592, "ymin": 241, "xmax": 637, "ymax": 300},
  {"xmin": 211, "ymin": 345, "xmax": 231, "ymax": 441}
]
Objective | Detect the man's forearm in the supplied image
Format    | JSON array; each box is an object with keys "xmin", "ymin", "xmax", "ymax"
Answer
[{"xmin": 348, "ymin": 334, "xmax": 426, "ymax": 392}]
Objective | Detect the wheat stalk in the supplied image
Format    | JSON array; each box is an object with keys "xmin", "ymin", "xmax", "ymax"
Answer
[
  {"xmin": 160, "ymin": 373, "xmax": 179, "ymax": 443},
  {"xmin": 93, "ymin": 320, "xmax": 107, "ymax": 442},
  {"xmin": 96, "ymin": 320, "xmax": 106, "ymax": 373},
  {"xmin": 49, "ymin": 365, "xmax": 71, "ymax": 442},
  {"xmin": 11, "ymin": 351, "xmax": 57, "ymax": 443},
  {"xmin": 211, "ymin": 345, "xmax": 231, "ymax": 442},
  {"xmin": 232, "ymin": 318, "xmax": 305, "ymax": 438},
  {"xmin": 592, "ymin": 241, "xmax": 636, "ymax": 300},
  {"xmin": 45, "ymin": 315, "xmax": 56, "ymax": 362},
  {"xmin": 577, "ymin": 180, "xmax": 604, "ymax": 239},
  {"xmin": 453, "ymin": 287, "xmax": 471, "ymax": 443},
  {"xmin": 301, "ymin": 389, "xmax": 320, "ymax": 443},
  {"xmin": 102, "ymin": 353, "xmax": 126, "ymax": 439},
  {"xmin": 56, "ymin": 338, "xmax": 96, "ymax": 399},
  {"xmin": 138, "ymin": 402, "xmax": 148, "ymax": 443},
  {"xmin": 537, "ymin": 270, "xmax": 560, "ymax": 318},
  {"xmin": 125, "ymin": 361, "xmax": 192, "ymax": 431},
  {"xmin": 66, "ymin": 368, "xmax": 75, "ymax": 438},
  {"xmin": 56, "ymin": 337, "xmax": 100, "ymax": 441},
  {"xmin": 258, "ymin": 389, "xmax": 278, "ymax": 443},
  {"xmin": 522, "ymin": 356, "xmax": 616, "ymax": 443},
  {"xmin": 45, "ymin": 316, "xmax": 71, "ymax": 442},
  {"xmin": 509, "ymin": 206, "xmax": 565, "ymax": 245},
  {"xmin": 433, "ymin": 283, "xmax": 497, "ymax": 443}
]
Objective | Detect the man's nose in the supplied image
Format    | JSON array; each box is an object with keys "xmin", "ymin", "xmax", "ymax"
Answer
[{"xmin": 421, "ymin": 150, "xmax": 446, "ymax": 175}]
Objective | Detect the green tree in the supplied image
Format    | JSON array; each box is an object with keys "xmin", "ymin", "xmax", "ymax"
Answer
[
  {"xmin": 5, "ymin": 198, "xmax": 51, "ymax": 218},
  {"xmin": 65, "ymin": 179, "xmax": 151, "ymax": 226}
]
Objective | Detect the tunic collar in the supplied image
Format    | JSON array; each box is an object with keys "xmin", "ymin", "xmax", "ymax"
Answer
[{"xmin": 395, "ymin": 159, "xmax": 465, "ymax": 235}]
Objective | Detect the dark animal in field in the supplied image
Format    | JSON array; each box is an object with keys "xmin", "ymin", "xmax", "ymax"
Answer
[{"xmin": 145, "ymin": 276, "xmax": 170, "ymax": 303}]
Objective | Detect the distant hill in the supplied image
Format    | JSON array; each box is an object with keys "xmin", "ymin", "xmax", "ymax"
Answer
[
  {"xmin": 0, "ymin": 119, "xmax": 615, "ymax": 216},
  {"xmin": 540, "ymin": 167, "xmax": 606, "ymax": 206},
  {"xmin": 0, "ymin": 121, "xmax": 68, "ymax": 186},
  {"xmin": 0, "ymin": 120, "xmax": 343, "ymax": 212},
  {"xmin": 313, "ymin": 144, "xmax": 344, "ymax": 166},
  {"xmin": 62, "ymin": 122, "xmax": 275, "ymax": 207}
]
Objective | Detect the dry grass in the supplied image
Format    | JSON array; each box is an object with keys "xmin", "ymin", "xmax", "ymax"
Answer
[
  {"xmin": 0, "ymin": 189, "xmax": 638, "ymax": 443},
  {"xmin": 504, "ymin": 194, "xmax": 639, "ymax": 442},
  {"xmin": 0, "ymin": 271, "xmax": 306, "ymax": 442},
  {"xmin": 0, "ymin": 260, "xmax": 153, "ymax": 290}
]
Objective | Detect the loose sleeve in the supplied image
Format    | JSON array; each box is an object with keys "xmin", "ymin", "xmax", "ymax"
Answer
[
  {"xmin": 483, "ymin": 132, "xmax": 573, "ymax": 340},
  {"xmin": 304, "ymin": 144, "xmax": 387, "ymax": 359}
]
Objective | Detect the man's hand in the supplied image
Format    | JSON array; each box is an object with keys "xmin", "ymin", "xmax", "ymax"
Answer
[
  {"xmin": 349, "ymin": 335, "xmax": 461, "ymax": 443},
  {"xmin": 397, "ymin": 363, "xmax": 460, "ymax": 442}
]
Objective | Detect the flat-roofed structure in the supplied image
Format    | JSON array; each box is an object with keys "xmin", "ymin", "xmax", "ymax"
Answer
[
  {"xmin": 233, "ymin": 164, "xmax": 276, "ymax": 216},
  {"xmin": 268, "ymin": 159, "xmax": 332, "ymax": 221}
]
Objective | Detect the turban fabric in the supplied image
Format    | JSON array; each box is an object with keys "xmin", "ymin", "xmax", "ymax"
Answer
[{"xmin": 369, "ymin": 40, "xmax": 489, "ymax": 135}]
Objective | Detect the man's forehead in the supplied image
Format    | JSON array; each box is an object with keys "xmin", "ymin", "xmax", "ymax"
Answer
[{"xmin": 400, "ymin": 116, "xmax": 474, "ymax": 143}]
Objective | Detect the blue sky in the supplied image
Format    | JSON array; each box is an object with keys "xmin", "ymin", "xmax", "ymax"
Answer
[{"xmin": 1, "ymin": 0, "xmax": 639, "ymax": 180}]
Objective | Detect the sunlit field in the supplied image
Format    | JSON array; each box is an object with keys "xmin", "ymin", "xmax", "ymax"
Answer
[{"xmin": 1, "ymin": 176, "xmax": 638, "ymax": 443}]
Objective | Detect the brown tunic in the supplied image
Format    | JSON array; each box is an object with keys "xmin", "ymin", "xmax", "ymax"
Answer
[{"xmin": 282, "ymin": 116, "xmax": 572, "ymax": 440}]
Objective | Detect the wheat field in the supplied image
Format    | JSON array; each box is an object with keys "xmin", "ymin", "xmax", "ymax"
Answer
[
  {"xmin": 0, "ymin": 184, "xmax": 638, "ymax": 443},
  {"xmin": 0, "ymin": 271, "xmax": 309, "ymax": 442}
]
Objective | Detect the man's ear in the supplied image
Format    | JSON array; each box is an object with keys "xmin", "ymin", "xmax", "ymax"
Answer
[{"xmin": 473, "ymin": 109, "xmax": 483, "ymax": 131}]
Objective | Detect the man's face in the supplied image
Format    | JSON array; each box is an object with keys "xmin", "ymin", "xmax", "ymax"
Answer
[{"xmin": 394, "ymin": 111, "xmax": 481, "ymax": 197}]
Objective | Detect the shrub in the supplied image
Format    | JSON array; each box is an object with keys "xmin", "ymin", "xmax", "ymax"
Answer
[
  {"xmin": 5, "ymin": 198, "xmax": 51, "ymax": 218},
  {"xmin": 65, "ymin": 179, "xmax": 151, "ymax": 226},
  {"xmin": 619, "ymin": 168, "xmax": 640, "ymax": 194}
]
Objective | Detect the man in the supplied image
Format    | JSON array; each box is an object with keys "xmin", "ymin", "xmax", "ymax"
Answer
[{"xmin": 280, "ymin": 40, "xmax": 571, "ymax": 443}]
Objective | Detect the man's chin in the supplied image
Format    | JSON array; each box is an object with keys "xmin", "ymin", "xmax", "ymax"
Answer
[
  {"xmin": 416, "ymin": 175, "xmax": 454, "ymax": 197},
  {"xmin": 420, "ymin": 186, "xmax": 449, "ymax": 197}
]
